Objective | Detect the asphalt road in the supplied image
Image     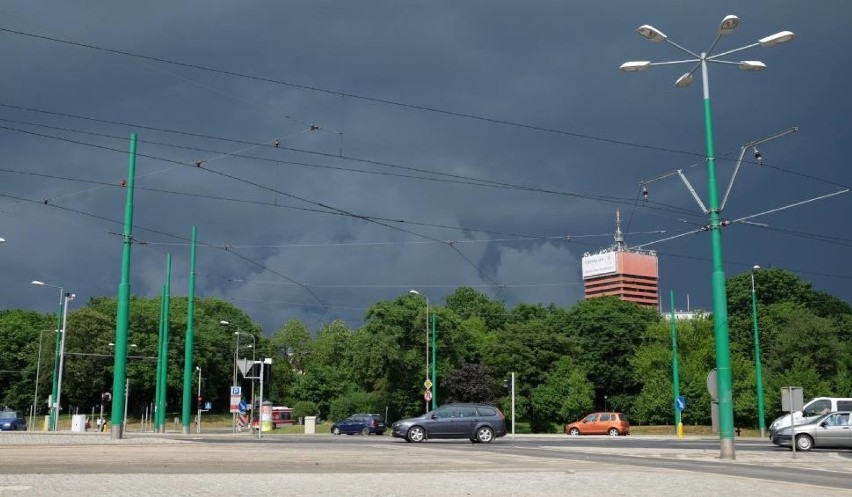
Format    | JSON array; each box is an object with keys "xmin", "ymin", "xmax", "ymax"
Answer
[{"xmin": 1, "ymin": 432, "xmax": 850, "ymax": 496}]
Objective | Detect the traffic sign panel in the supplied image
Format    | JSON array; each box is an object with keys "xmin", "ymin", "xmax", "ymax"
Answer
[
  {"xmin": 230, "ymin": 386, "xmax": 242, "ymax": 396},
  {"xmin": 675, "ymin": 395, "xmax": 687, "ymax": 412},
  {"xmin": 424, "ymin": 379, "xmax": 433, "ymax": 389},
  {"xmin": 424, "ymin": 389, "xmax": 432, "ymax": 401}
]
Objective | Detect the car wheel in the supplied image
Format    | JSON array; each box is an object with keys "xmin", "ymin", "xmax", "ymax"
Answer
[
  {"xmin": 360, "ymin": 427, "xmax": 370, "ymax": 436},
  {"xmin": 332, "ymin": 427, "xmax": 341, "ymax": 435},
  {"xmin": 568, "ymin": 428, "xmax": 580, "ymax": 436},
  {"xmin": 476, "ymin": 426, "xmax": 494, "ymax": 443},
  {"xmin": 608, "ymin": 428, "xmax": 620, "ymax": 436},
  {"xmin": 406, "ymin": 426, "xmax": 426, "ymax": 443},
  {"xmin": 795, "ymin": 434, "xmax": 814, "ymax": 451}
]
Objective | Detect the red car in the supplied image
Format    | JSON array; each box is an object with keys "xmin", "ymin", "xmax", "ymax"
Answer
[{"xmin": 565, "ymin": 412, "xmax": 630, "ymax": 436}]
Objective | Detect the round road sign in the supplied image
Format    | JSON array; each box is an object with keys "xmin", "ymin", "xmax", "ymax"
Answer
[{"xmin": 424, "ymin": 389, "xmax": 432, "ymax": 401}]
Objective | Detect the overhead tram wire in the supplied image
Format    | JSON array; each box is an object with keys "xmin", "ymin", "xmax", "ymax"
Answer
[
  {"xmin": 0, "ymin": 27, "xmax": 707, "ymax": 159},
  {"xmin": 0, "ymin": 106, "xmax": 706, "ymax": 222},
  {"xmin": 0, "ymin": 123, "xmax": 508, "ymax": 294},
  {"xmin": 0, "ymin": 189, "xmax": 329, "ymax": 308},
  {"xmin": 0, "ymin": 164, "xmax": 667, "ymax": 245}
]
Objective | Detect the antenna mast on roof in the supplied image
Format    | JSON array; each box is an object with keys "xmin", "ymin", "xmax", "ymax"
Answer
[{"xmin": 614, "ymin": 209, "xmax": 626, "ymax": 252}]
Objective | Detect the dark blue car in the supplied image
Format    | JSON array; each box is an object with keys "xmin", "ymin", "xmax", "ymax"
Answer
[
  {"xmin": 331, "ymin": 413, "xmax": 386, "ymax": 435},
  {"xmin": 0, "ymin": 408, "xmax": 27, "ymax": 431}
]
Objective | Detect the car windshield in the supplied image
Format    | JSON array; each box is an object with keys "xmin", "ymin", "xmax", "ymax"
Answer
[{"xmin": 1, "ymin": 410, "xmax": 19, "ymax": 418}]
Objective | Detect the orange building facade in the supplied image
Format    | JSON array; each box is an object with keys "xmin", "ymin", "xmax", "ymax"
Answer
[{"xmin": 581, "ymin": 249, "xmax": 659, "ymax": 307}]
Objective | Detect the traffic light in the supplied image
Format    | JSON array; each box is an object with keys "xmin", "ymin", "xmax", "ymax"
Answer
[
  {"xmin": 503, "ymin": 374, "xmax": 513, "ymax": 392},
  {"xmin": 197, "ymin": 396, "xmax": 204, "ymax": 409}
]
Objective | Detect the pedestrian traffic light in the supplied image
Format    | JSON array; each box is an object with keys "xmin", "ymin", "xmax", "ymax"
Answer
[
  {"xmin": 197, "ymin": 396, "xmax": 204, "ymax": 408},
  {"xmin": 503, "ymin": 374, "xmax": 513, "ymax": 392}
]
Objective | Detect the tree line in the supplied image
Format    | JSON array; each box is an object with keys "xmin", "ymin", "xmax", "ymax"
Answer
[{"xmin": 1, "ymin": 268, "xmax": 849, "ymax": 431}]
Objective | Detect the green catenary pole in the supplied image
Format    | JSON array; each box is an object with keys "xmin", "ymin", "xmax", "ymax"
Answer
[
  {"xmin": 158, "ymin": 254, "xmax": 172, "ymax": 432},
  {"xmin": 110, "ymin": 133, "xmax": 137, "ymax": 439},
  {"xmin": 700, "ymin": 57, "xmax": 735, "ymax": 459},
  {"xmin": 669, "ymin": 291, "xmax": 682, "ymax": 438},
  {"xmin": 48, "ymin": 298, "xmax": 63, "ymax": 431},
  {"xmin": 431, "ymin": 313, "xmax": 437, "ymax": 410},
  {"xmin": 751, "ymin": 271, "xmax": 766, "ymax": 438},
  {"xmin": 154, "ymin": 284, "xmax": 166, "ymax": 431},
  {"xmin": 181, "ymin": 226, "xmax": 197, "ymax": 434}
]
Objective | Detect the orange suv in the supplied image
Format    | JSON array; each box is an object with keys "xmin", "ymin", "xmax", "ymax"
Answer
[{"xmin": 564, "ymin": 412, "xmax": 630, "ymax": 436}]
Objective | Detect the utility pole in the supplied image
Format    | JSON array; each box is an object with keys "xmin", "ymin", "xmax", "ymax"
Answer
[
  {"xmin": 670, "ymin": 291, "xmax": 682, "ymax": 439},
  {"xmin": 181, "ymin": 226, "xmax": 197, "ymax": 434},
  {"xmin": 110, "ymin": 133, "xmax": 137, "ymax": 439}
]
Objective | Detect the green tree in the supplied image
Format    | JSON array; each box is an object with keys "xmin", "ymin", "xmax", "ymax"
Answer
[
  {"xmin": 562, "ymin": 297, "xmax": 660, "ymax": 414},
  {"xmin": 530, "ymin": 357, "xmax": 594, "ymax": 427}
]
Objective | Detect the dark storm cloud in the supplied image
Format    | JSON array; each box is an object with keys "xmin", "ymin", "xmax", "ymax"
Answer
[{"xmin": 1, "ymin": 1, "xmax": 850, "ymax": 334}]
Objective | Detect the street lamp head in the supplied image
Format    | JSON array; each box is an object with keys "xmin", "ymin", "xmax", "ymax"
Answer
[
  {"xmin": 0, "ymin": 237, "xmax": 5, "ymax": 244},
  {"xmin": 195, "ymin": 366, "xmax": 201, "ymax": 372},
  {"xmin": 753, "ymin": 265, "xmax": 761, "ymax": 271},
  {"xmin": 219, "ymin": 320, "xmax": 230, "ymax": 326},
  {"xmin": 759, "ymin": 31, "xmax": 796, "ymax": 47},
  {"xmin": 619, "ymin": 61, "xmax": 652, "ymax": 72},
  {"xmin": 674, "ymin": 73, "xmax": 694, "ymax": 88},
  {"xmin": 739, "ymin": 60, "xmax": 767, "ymax": 72},
  {"xmin": 31, "ymin": 280, "xmax": 45, "ymax": 286},
  {"xmin": 637, "ymin": 24, "xmax": 667, "ymax": 42},
  {"xmin": 408, "ymin": 289, "xmax": 420, "ymax": 295},
  {"xmin": 719, "ymin": 15, "xmax": 740, "ymax": 35}
]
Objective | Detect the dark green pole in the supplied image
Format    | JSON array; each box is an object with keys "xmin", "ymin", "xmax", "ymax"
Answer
[
  {"xmin": 48, "ymin": 298, "xmax": 63, "ymax": 431},
  {"xmin": 154, "ymin": 285, "xmax": 166, "ymax": 431},
  {"xmin": 670, "ymin": 290, "xmax": 682, "ymax": 438},
  {"xmin": 160, "ymin": 254, "xmax": 172, "ymax": 431},
  {"xmin": 182, "ymin": 226, "xmax": 197, "ymax": 434},
  {"xmin": 110, "ymin": 133, "xmax": 137, "ymax": 439},
  {"xmin": 751, "ymin": 268, "xmax": 766, "ymax": 438},
  {"xmin": 700, "ymin": 59, "xmax": 735, "ymax": 459},
  {"xmin": 431, "ymin": 313, "xmax": 436, "ymax": 410}
]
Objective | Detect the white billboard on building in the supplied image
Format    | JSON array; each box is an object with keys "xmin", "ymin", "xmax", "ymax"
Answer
[{"xmin": 581, "ymin": 251, "xmax": 617, "ymax": 279}]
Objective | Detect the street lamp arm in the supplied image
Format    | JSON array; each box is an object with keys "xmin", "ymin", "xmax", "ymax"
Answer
[
  {"xmin": 707, "ymin": 42, "xmax": 760, "ymax": 60},
  {"xmin": 707, "ymin": 59, "xmax": 757, "ymax": 66},
  {"xmin": 704, "ymin": 33, "xmax": 725, "ymax": 58},
  {"xmin": 649, "ymin": 59, "xmax": 701, "ymax": 67},
  {"xmin": 664, "ymin": 38, "xmax": 702, "ymax": 59}
]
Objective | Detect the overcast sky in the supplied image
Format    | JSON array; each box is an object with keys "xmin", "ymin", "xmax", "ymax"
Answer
[{"xmin": 1, "ymin": 1, "xmax": 849, "ymax": 334}]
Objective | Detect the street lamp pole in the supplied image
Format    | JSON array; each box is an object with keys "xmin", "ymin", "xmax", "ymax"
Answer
[
  {"xmin": 751, "ymin": 266, "xmax": 766, "ymax": 438},
  {"xmin": 195, "ymin": 366, "xmax": 202, "ymax": 434},
  {"xmin": 220, "ymin": 320, "xmax": 239, "ymax": 434},
  {"xmin": 235, "ymin": 331, "xmax": 256, "ymax": 430},
  {"xmin": 409, "ymin": 290, "xmax": 430, "ymax": 413},
  {"xmin": 54, "ymin": 291, "xmax": 75, "ymax": 431},
  {"xmin": 31, "ymin": 280, "xmax": 67, "ymax": 431},
  {"xmin": 620, "ymin": 15, "xmax": 795, "ymax": 460}
]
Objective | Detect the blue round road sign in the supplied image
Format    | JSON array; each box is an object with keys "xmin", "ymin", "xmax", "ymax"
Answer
[{"xmin": 675, "ymin": 395, "xmax": 687, "ymax": 412}]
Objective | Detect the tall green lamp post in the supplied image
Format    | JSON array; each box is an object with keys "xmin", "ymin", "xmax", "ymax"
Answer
[
  {"xmin": 750, "ymin": 265, "xmax": 766, "ymax": 438},
  {"xmin": 620, "ymin": 15, "xmax": 795, "ymax": 459}
]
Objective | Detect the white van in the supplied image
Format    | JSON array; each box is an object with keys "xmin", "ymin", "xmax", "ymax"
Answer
[{"xmin": 768, "ymin": 397, "xmax": 852, "ymax": 438}]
